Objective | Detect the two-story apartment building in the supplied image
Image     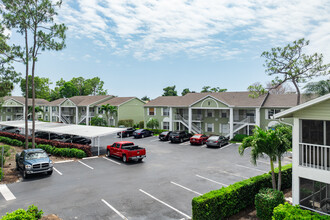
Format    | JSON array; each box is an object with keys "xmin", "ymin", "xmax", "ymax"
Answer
[
  {"xmin": 0, "ymin": 96, "xmax": 50, "ymax": 121},
  {"xmin": 275, "ymin": 94, "xmax": 330, "ymax": 215},
  {"xmin": 144, "ymin": 92, "xmax": 309, "ymax": 138}
]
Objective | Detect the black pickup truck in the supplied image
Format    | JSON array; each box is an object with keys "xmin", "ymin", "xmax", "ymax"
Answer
[
  {"xmin": 16, "ymin": 149, "xmax": 53, "ymax": 179},
  {"xmin": 169, "ymin": 131, "xmax": 193, "ymax": 143}
]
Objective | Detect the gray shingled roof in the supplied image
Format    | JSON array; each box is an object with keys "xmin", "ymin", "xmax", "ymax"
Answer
[
  {"xmin": 262, "ymin": 94, "xmax": 315, "ymax": 108},
  {"xmin": 144, "ymin": 92, "xmax": 268, "ymax": 107},
  {"xmin": 48, "ymin": 95, "xmax": 113, "ymax": 106},
  {"xmin": 97, "ymin": 97, "xmax": 137, "ymax": 106},
  {"xmin": 3, "ymin": 96, "xmax": 50, "ymax": 106}
]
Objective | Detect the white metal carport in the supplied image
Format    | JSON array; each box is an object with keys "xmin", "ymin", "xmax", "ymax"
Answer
[{"xmin": 0, "ymin": 121, "xmax": 125, "ymax": 155}]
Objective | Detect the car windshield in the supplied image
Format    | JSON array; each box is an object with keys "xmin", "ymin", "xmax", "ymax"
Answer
[
  {"xmin": 135, "ymin": 129, "xmax": 143, "ymax": 132},
  {"xmin": 192, "ymin": 135, "xmax": 201, "ymax": 138},
  {"xmin": 25, "ymin": 152, "xmax": 48, "ymax": 160},
  {"xmin": 171, "ymin": 132, "xmax": 180, "ymax": 135},
  {"xmin": 161, "ymin": 132, "xmax": 169, "ymax": 135},
  {"xmin": 208, "ymin": 136, "xmax": 219, "ymax": 140}
]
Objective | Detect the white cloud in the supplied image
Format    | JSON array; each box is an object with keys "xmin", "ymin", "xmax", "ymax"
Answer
[{"xmin": 57, "ymin": 0, "xmax": 330, "ymax": 61}]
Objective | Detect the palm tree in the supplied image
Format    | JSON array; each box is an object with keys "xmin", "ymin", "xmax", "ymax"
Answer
[
  {"xmin": 146, "ymin": 118, "xmax": 159, "ymax": 129},
  {"xmin": 304, "ymin": 79, "xmax": 330, "ymax": 96},
  {"xmin": 239, "ymin": 127, "xmax": 279, "ymax": 190},
  {"xmin": 28, "ymin": 106, "xmax": 44, "ymax": 120},
  {"xmin": 274, "ymin": 125, "xmax": 292, "ymax": 190},
  {"xmin": 100, "ymin": 104, "xmax": 117, "ymax": 126}
]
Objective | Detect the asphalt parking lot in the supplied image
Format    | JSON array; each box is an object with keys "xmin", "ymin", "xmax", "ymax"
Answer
[{"xmin": 0, "ymin": 136, "xmax": 292, "ymax": 220}]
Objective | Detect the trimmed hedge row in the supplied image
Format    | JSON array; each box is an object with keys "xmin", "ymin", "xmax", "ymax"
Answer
[
  {"xmin": 231, "ymin": 134, "xmax": 249, "ymax": 142},
  {"xmin": 192, "ymin": 164, "xmax": 292, "ymax": 220},
  {"xmin": 1, "ymin": 204, "xmax": 43, "ymax": 220},
  {"xmin": 38, "ymin": 144, "xmax": 86, "ymax": 158},
  {"xmin": 273, "ymin": 202, "xmax": 329, "ymax": 220},
  {"xmin": 0, "ymin": 132, "xmax": 92, "ymax": 157}
]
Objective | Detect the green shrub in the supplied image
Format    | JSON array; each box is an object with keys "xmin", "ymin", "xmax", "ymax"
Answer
[
  {"xmin": 1, "ymin": 204, "xmax": 43, "ymax": 220},
  {"xmin": 118, "ymin": 119, "xmax": 134, "ymax": 127},
  {"xmin": 192, "ymin": 164, "xmax": 292, "ymax": 220},
  {"xmin": 37, "ymin": 144, "xmax": 86, "ymax": 158},
  {"xmin": 232, "ymin": 134, "xmax": 248, "ymax": 142},
  {"xmin": 273, "ymin": 202, "xmax": 329, "ymax": 220},
  {"xmin": 139, "ymin": 121, "xmax": 144, "ymax": 129},
  {"xmin": 91, "ymin": 116, "xmax": 107, "ymax": 126},
  {"xmin": 255, "ymin": 188, "xmax": 284, "ymax": 220}
]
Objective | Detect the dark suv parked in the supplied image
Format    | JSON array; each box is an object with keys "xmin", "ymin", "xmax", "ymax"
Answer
[
  {"xmin": 117, "ymin": 127, "xmax": 136, "ymax": 137},
  {"xmin": 35, "ymin": 132, "xmax": 62, "ymax": 140},
  {"xmin": 16, "ymin": 149, "xmax": 53, "ymax": 179},
  {"xmin": 132, "ymin": 129, "xmax": 153, "ymax": 138},
  {"xmin": 159, "ymin": 131, "xmax": 172, "ymax": 141},
  {"xmin": 169, "ymin": 131, "xmax": 193, "ymax": 143}
]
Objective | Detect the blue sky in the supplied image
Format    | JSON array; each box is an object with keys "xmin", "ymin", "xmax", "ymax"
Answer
[{"xmin": 11, "ymin": 0, "xmax": 330, "ymax": 99}]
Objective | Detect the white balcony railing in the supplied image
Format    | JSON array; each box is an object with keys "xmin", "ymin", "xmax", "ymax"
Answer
[{"xmin": 299, "ymin": 143, "xmax": 330, "ymax": 171}]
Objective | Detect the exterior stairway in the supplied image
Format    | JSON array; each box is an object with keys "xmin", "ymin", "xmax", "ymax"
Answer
[{"xmin": 175, "ymin": 115, "xmax": 202, "ymax": 133}]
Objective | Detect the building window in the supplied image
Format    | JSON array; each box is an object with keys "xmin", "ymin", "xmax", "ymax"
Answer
[
  {"xmin": 163, "ymin": 122, "xmax": 169, "ymax": 130},
  {"xmin": 267, "ymin": 109, "xmax": 281, "ymax": 119},
  {"xmin": 206, "ymin": 123, "xmax": 214, "ymax": 132},
  {"xmin": 163, "ymin": 108, "xmax": 169, "ymax": 116},
  {"xmin": 302, "ymin": 120, "xmax": 324, "ymax": 145},
  {"xmin": 45, "ymin": 106, "xmax": 49, "ymax": 112},
  {"xmin": 207, "ymin": 110, "xmax": 213, "ymax": 118},
  {"xmin": 148, "ymin": 108, "xmax": 155, "ymax": 116},
  {"xmin": 7, "ymin": 108, "xmax": 11, "ymax": 112},
  {"xmin": 45, "ymin": 115, "xmax": 49, "ymax": 121},
  {"xmin": 52, "ymin": 107, "xmax": 56, "ymax": 112},
  {"xmin": 220, "ymin": 110, "xmax": 227, "ymax": 118},
  {"xmin": 299, "ymin": 177, "xmax": 330, "ymax": 214}
]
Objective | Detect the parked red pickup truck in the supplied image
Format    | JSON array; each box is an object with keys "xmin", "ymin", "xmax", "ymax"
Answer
[{"xmin": 106, "ymin": 141, "xmax": 146, "ymax": 163}]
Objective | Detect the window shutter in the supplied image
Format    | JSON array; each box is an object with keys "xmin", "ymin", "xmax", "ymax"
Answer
[
  {"xmin": 147, "ymin": 108, "xmax": 150, "ymax": 115},
  {"xmin": 265, "ymin": 109, "xmax": 268, "ymax": 119}
]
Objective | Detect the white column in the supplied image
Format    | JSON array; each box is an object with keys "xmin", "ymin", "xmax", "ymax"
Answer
[
  {"xmin": 256, "ymin": 108, "xmax": 260, "ymax": 127},
  {"xmin": 229, "ymin": 108, "xmax": 234, "ymax": 139},
  {"xmin": 292, "ymin": 117, "xmax": 300, "ymax": 205},
  {"xmin": 169, "ymin": 107, "xmax": 173, "ymax": 131},
  {"xmin": 76, "ymin": 106, "xmax": 79, "ymax": 125},
  {"xmin": 23, "ymin": 106, "xmax": 25, "ymax": 120},
  {"xmin": 59, "ymin": 106, "xmax": 62, "ymax": 123},
  {"xmin": 188, "ymin": 107, "xmax": 192, "ymax": 133},
  {"xmin": 86, "ymin": 106, "xmax": 90, "ymax": 126},
  {"xmin": 50, "ymin": 106, "xmax": 52, "ymax": 122}
]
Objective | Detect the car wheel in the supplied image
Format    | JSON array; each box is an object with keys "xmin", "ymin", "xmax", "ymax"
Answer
[
  {"xmin": 180, "ymin": 138, "xmax": 183, "ymax": 143},
  {"xmin": 142, "ymin": 134, "xmax": 145, "ymax": 138},
  {"xmin": 47, "ymin": 170, "xmax": 53, "ymax": 175},
  {"xmin": 16, "ymin": 163, "xmax": 19, "ymax": 171},
  {"xmin": 138, "ymin": 158, "xmax": 143, "ymax": 162},
  {"xmin": 23, "ymin": 170, "xmax": 28, "ymax": 179},
  {"xmin": 126, "ymin": 133, "xmax": 129, "ymax": 137},
  {"xmin": 122, "ymin": 155, "xmax": 127, "ymax": 163},
  {"xmin": 219, "ymin": 143, "xmax": 222, "ymax": 148},
  {"xmin": 107, "ymin": 150, "xmax": 111, "ymax": 157}
]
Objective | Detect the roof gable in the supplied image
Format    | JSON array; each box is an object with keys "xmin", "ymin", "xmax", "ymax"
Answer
[{"xmin": 190, "ymin": 95, "xmax": 229, "ymax": 108}]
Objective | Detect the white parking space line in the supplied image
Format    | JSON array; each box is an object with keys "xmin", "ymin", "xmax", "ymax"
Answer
[
  {"xmin": 196, "ymin": 175, "xmax": 228, "ymax": 187},
  {"xmin": 236, "ymin": 164, "xmax": 266, "ymax": 173},
  {"xmin": 179, "ymin": 142, "xmax": 190, "ymax": 146},
  {"xmin": 101, "ymin": 199, "xmax": 128, "ymax": 220},
  {"xmin": 220, "ymin": 144, "xmax": 233, "ymax": 150},
  {"xmin": 150, "ymin": 139, "xmax": 160, "ymax": 142},
  {"xmin": 53, "ymin": 167, "xmax": 63, "ymax": 175},
  {"xmin": 170, "ymin": 181, "xmax": 202, "ymax": 196},
  {"xmin": 139, "ymin": 189, "xmax": 191, "ymax": 219},
  {"xmin": 78, "ymin": 160, "xmax": 94, "ymax": 170},
  {"xmin": 201, "ymin": 145, "xmax": 207, "ymax": 148},
  {"xmin": 82, "ymin": 156, "xmax": 99, "ymax": 160},
  {"xmin": 102, "ymin": 156, "xmax": 121, "ymax": 165},
  {"xmin": 218, "ymin": 170, "xmax": 249, "ymax": 179},
  {"xmin": 0, "ymin": 185, "xmax": 16, "ymax": 201},
  {"xmin": 54, "ymin": 160, "xmax": 74, "ymax": 164}
]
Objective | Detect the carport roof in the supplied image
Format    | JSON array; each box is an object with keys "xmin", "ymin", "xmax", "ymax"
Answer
[{"xmin": 0, "ymin": 121, "xmax": 124, "ymax": 138}]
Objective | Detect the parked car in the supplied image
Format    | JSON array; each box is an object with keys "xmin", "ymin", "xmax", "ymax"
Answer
[
  {"xmin": 159, "ymin": 131, "xmax": 172, "ymax": 141},
  {"xmin": 169, "ymin": 131, "xmax": 193, "ymax": 143},
  {"xmin": 132, "ymin": 129, "xmax": 153, "ymax": 138},
  {"xmin": 70, "ymin": 135, "xmax": 92, "ymax": 145},
  {"xmin": 1, "ymin": 126, "xmax": 21, "ymax": 134},
  {"xmin": 206, "ymin": 135, "xmax": 229, "ymax": 148},
  {"xmin": 16, "ymin": 148, "xmax": 53, "ymax": 179},
  {"xmin": 35, "ymin": 131, "xmax": 62, "ymax": 140},
  {"xmin": 117, "ymin": 127, "xmax": 136, "ymax": 137},
  {"xmin": 106, "ymin": 141, "xmax": 146, "ymax": 163},
  {"xmin": 190, "ymin": 134, "xmax": 209, "ymax": 145}
]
